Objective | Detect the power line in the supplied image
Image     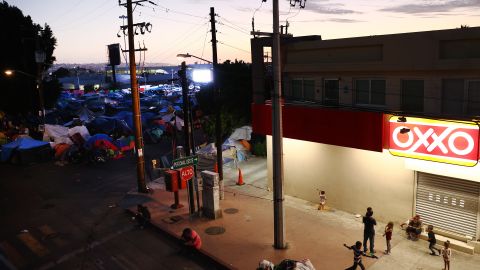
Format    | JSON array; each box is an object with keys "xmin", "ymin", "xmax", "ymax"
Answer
[
  {"xmin": 218, "ymin": 40, "xmax": 250, "ymax": 54},
  {"xmin": 152, "ymin": 0, "xmax": 208, "ymax": 19},
  {"xmin": 217, "ymin": 19, "xmax": 250, "ymax": 36}
]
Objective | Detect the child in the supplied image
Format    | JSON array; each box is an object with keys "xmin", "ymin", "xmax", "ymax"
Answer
[
  {"xmin": 427, "ymin": 225, "xmax": 441, "ymax": 256},
  {"xmin": 383, "ymin": 221, "xmax": 393, "ymax": 254},
  {"xmin": 344, "ymin": 241, "xmax": 375, "ymax": 270},
  {"xmin": 318, "ymin": 190, "xmax": 326, "ymax": 210},
  {"xmin": 441, "ymin": 240, "xmax": 452, "ymax": 270}
]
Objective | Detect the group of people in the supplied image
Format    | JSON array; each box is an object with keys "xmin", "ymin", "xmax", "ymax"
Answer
[{"xmin": 344, "ymin": 208, "xmax": 452, "ymax": 270}]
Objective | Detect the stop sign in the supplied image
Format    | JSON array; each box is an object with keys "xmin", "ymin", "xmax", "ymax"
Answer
[{"xmin": 179, "ymin": 166, "xmax": 194, "ymax": 182}]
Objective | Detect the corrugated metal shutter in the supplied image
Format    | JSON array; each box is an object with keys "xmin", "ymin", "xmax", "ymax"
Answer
[{"xmin": 416, "ymin": 172, "xmax": 479, "ymax": 239}]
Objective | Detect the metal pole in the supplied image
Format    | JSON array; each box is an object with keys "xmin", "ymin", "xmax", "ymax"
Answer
[
  {"xmin": 210, "ymin": 7, "xmax": 224, "ymax": 199},
  {"xmin": 179, "ymin": 61, "xmax": 196, "ymax": 214},
  {"xmin": 36, "ymin": 63, "xmax": 45, "ymax": 126},
  {"xmin": 272, "ymin": 0, "xmax": 286, "ymax": 249},
  {"xmin": 127, "ymin": 0, "xmax": 147, "ymax": 193}
]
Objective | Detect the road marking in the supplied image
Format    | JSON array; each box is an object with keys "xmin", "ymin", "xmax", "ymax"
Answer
[
  {"xmin": 0, "ymin": 241, "xmax": 25, "ymax": 268},
  {"xmin": 17, "ymin": 232, "xmax": 50, "ymax": 257},
  {"xmin": 37, "ymin": 225, "xmax": 133, "ymax": 270}
]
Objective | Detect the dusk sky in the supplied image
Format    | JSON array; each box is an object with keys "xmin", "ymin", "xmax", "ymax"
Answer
[{"xmin": 7, "ymin": 0, "xmax": 480, "ymax": 65}]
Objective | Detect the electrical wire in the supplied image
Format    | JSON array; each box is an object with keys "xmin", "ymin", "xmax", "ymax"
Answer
[
  {"xmin": 200, "ymin": 26, "xmax": 210, "ymax": 60},
  {"xmin": 217, "ymin": 40, "xmax": 251, "ymax": 54},
  {"xmin": 217, "ymin": 19, "xmax": 250, "ymax": 36},
  {"xmin": 218, "ymin": 16, "xmax": 250, "ymax": 34},
  {"xmin": 55, "ymin": 0, "xmax": 112, "ymax": 31},
  {"xmin": 152, "ymin": 0, "xmax": 208, "ymax": 19}
]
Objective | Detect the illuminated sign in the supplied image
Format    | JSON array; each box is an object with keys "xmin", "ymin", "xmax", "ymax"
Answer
[{"xmin": 388, "ymin": 117, "xmax": 479, "ymax": 166}]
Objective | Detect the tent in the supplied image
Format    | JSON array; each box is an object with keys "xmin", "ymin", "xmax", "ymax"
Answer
[
  {"xmin": 1, "ymin": 138, "xmax": 52, "ymax": 164},
  {"xmin": 86, "ymin": 117, "xmax": 132, "ymax": 138}
]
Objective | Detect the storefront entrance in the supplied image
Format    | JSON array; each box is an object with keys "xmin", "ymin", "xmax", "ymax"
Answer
[{"xmin": 416, "ymin": 172, "xmax": 480, "ymax": 240}]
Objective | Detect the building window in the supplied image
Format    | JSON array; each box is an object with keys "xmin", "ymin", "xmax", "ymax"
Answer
[
  {"xmin": 467, "ymin": 80, "xmax": 480, "ymax": 116},
  {"xmin": 442, "ymin": 79, "xmax": 464, "ymax": 116},
  {"xmin": 290, "ymin": 79, "xmax": 315, "ymax": 101},
  {"xmin": 355, "ymin": 79, "xmax": 385, "ymax": 106},
  {"xmin": 402, "ymin": 80, "xmax": 424, "ymax": 112}
]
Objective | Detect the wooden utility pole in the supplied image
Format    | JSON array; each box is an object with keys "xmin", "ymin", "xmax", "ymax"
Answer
[
  {"xmin": 122, "ymin": 0, "xmax": 147, "ymax": 193},
  {"xmin": 210, "ymin": 7, "xmax": 224, "ymax": 199},
  {"xmin": 272, "ymin": 0, "xmax": 286, "ymax": 250}
]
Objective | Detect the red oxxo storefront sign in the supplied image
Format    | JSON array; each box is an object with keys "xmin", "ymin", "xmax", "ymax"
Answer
[{"xmin": 389, "ymin": 117, "xmax": 480, "ymax": 166}]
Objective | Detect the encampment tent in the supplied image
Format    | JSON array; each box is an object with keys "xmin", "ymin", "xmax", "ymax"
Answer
[{"xmin": 1, "ymin": 138, "xmax": 52, "ymax": 164}]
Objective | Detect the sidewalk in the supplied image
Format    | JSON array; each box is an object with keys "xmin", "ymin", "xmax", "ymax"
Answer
[{"xmin": 123, "ymin": 157, "xmax": 480, "ymax": 270}]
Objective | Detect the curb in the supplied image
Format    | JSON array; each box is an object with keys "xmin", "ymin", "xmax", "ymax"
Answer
[{"xmin": 124, "ymin": 209, "xmax": 236, "ymax": 270}]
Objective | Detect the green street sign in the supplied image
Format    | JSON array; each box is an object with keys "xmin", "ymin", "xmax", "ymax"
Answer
[{"xmin": 172, "ymin": 155, "xmax": 198, "ymax": 169}]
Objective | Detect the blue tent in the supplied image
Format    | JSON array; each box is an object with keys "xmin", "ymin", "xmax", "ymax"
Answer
[
  {"xmin": 1, "ymin": 138, "xmax": 52, "ymax": 164},
  {"xmin": 86, "ymin": 117, "xmax": 132, "ymax": 138}
]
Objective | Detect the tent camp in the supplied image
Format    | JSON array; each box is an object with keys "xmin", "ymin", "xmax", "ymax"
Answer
[{"xmin": 1, "ymin": 138, "xmax": 52, "ymax": 164}]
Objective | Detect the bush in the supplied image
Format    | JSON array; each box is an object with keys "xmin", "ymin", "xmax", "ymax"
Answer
[{"xmin": 253, "ymin": 140, "xmax": 267, "ymax": 157}]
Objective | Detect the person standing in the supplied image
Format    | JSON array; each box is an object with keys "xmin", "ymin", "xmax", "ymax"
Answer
[
  {"xmin": 363, "ymin": 207, "xmax": 376, "ymax": 255},
  {"xmin": 441, "ymin": 240, "xmax": 452, "ymax": 270},
  {"xmin": 427, "ymin": 225, "xmax": 441, "ymax": 256},
  {"xmin": 383, "ymin": 221, "xmax": 393, "ymax": 254},
  {"xmin": 318, "ymin": 190, "xmax": 327, "ymax": 210}
]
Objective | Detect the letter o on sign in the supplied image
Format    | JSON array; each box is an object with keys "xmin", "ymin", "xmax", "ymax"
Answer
[
  {"xmin": 448, "ymin": 131, "xmax": 474, "ymax": 156},
  {"xmin": 392, "ymin": 126, "xmax": 413, "ymax": 148}
]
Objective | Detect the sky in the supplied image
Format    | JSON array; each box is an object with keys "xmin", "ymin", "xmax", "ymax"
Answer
[{"xmin": 6, "ymin": 0, "xmax": 480, "ymax": 65}]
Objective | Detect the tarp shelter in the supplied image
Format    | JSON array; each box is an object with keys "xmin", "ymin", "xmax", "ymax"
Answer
[
  {"xmin": 1, "ymin": 138, "xmax": 52, "ymax": 164},
  {"xmin": 86, "ymin": 117, "xmax": 132, "ymax": 138},
  {"xmin": 44, "ymin": 124, "xmax": 72, "ymax": 146},
  {"xmin": 229, "ymin": 126, "xmax": 252, "ymax": 141},
  {"xmin": 76, "ymin": 107, "xmax": 95, "ymax": 122}
]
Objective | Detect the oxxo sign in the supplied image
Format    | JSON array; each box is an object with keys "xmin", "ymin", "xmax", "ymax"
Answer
[{"xmin": 389, "ymin": 117, "xmax": 479, "ymax": 166}]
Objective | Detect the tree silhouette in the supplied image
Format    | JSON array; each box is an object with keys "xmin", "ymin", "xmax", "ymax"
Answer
[{"xmin": 0, "ymin": 1, "xmax": 59, "ymax": 114}]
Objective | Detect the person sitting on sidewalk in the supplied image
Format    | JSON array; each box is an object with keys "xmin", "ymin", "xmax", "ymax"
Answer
[
  {"xmin": 181, "ymin": 228, "xmax": 202, "ymax": 250},
  {"xmin": 400, "ymin": 214, "xmax": 423, "ymax": 240},
  {"xmin": 135, "ymin": 204, "xmax": 151, "ymax": 229}
]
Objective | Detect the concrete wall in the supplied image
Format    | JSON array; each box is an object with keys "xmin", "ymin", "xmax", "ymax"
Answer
[{"xmin": 267, "ymin": 136, "xmax": 415, "ymax": 223}]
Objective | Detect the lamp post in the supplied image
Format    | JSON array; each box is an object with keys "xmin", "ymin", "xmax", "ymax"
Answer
[
  {"xmin": 177, "ymin": 53, "xmax": 224, "ymax": 200},
  {"xmin": 35, "ymin": 49, "xmax": 46, "ymax": 129},
  {"xmin": 176, "ymin": 53, "xmax": 212, "ymax": 64},
  {"xmin": 4, "ymin": 64, "xmax": 45, "ymax": 129}
]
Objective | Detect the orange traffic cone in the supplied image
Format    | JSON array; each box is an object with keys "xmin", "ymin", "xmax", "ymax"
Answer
[
  {"xmin": 236, "ymin": 168, "xmax": 245, "ymax": 185},
  {"xmin": 214, "ymin": 162, "xmax": 218, "ymax": 173}
]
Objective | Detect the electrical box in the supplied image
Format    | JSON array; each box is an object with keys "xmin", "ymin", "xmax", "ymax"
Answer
[
  {"xmin": 165, "ymin": 170, "xmax": 179, "ymax": 192},
  {"xmin": 164, "ymin": 169, "xmax": 188, "ymax": 192}
]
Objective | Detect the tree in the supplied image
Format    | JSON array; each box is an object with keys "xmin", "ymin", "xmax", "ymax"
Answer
[
  {"xmin": 196, "ymin": 60, "xmax": 252, "ymax": 141},
  {"xmin": 0, "ymin": 1, "xmax": 59, "ymax": 114}
]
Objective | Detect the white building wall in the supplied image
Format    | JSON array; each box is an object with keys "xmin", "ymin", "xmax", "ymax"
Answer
[{"xmin": 267, "ymin": 136, "xmax": 415, "ymax": 223}]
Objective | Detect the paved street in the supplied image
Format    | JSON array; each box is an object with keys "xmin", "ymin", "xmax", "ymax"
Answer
[{"xmin": 0, "ymin": 142, "xmax": 222, "ymax": 269}]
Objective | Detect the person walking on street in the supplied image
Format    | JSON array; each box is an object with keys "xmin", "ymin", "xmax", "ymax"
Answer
[
  {"xmin": 427, "ymin": 225, "xmax": 441, "ymax": 256},
  {"xmin": 383, "ymin": 221, "xmax": 393, "ymax": 254},
  {"xmin": 442, "ymin": 240, "xmax": 452, "ymax": 270},
  {"xmin": 363, "ymin": 207, "xmax": 376, "ymax": 255}
]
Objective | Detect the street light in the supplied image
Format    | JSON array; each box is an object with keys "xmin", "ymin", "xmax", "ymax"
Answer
[
  {"xmin": 4, "ymin": 69, "xmax": 36, "ymax": 79},
  {"xmin": 176, "ymin": 53, "xmax": 212, "ymax": 64},
  {"xmin": 177, "ymin": 52, "xmax": 223, "ymax": 200}
]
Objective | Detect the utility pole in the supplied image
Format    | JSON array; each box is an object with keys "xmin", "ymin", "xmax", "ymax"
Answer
[
  {"xmin": 210, "ymin": 7, "xmax": 224, "ymax": 199},
  {"xmin": 272, "ymin": 0, "xmax": 286, "ymax": 250},
  {"xmin": 119, "ymin": 0, "xmax": 150, "ymax": 193},
  {"xmin": 179, "ymin": 61, "xmax": 196, "ymax": 214}
]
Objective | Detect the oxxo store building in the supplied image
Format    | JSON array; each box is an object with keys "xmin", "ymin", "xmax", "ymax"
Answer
[{"xmin": 253, "ymin": 105, "xmax": 480, "ymax": 247}]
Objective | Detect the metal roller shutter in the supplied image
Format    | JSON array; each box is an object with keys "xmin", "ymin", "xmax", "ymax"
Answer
[{"xmin": 416, "ymin": 172, "xmax": 480, "ymax": 239}]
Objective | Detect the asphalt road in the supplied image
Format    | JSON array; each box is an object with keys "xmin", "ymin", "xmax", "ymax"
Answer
[{"xmin": 0, "ymin": 141, "xmax": 222, "ymax": 270}]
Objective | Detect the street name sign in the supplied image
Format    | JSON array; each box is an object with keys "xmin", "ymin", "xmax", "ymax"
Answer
[{"xmin": 172, "ymin": 155, "xmax": 198, "ymax": 169}]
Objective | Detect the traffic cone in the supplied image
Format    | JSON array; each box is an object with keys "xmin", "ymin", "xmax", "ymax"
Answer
[
  {"xmin": 214, "ymin": 162, "xmax": 218, "ymax": 173},
  {"xmin": 236, "ymin": 168, "xmax": 245, "ymax": 185}
]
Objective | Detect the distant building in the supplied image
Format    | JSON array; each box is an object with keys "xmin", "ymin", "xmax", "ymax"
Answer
[{"xmin": 251, "ymin": 27, "xmax": 480, "ymax": 242}]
